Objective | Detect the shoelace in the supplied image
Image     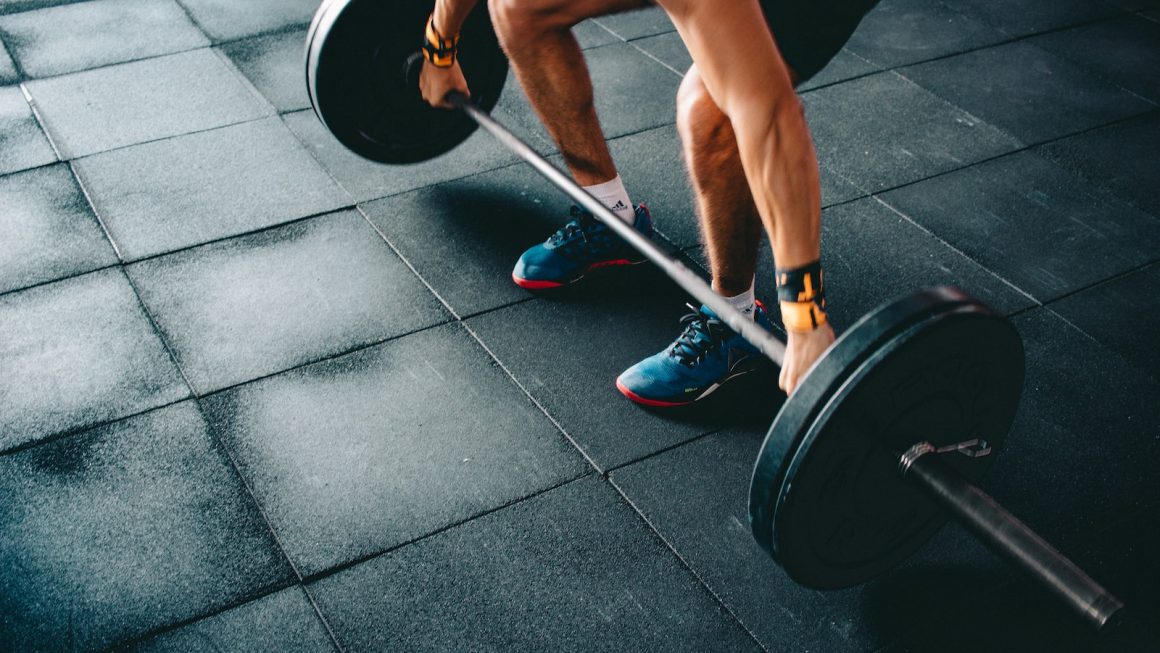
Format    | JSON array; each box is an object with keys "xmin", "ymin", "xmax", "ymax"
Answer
[
  {"xmin": 669, "ymin": 304, "xmax": 729, "ymax": 367},
  {"xmin": 547, "ymin": 206, "xmax": 597, "ymax": 246}
]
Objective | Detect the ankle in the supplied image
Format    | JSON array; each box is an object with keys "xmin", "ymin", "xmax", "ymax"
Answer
[
  {"xmin": 582, "ymin": 175, "xmax": 635, "ymax": 225},
  {"xmin": 714, "ymin": 278, "xmax": 757, "ymax": 319}
]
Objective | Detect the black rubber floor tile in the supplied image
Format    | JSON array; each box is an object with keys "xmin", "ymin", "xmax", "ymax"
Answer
[
  {"xmin": 978, "ymin": 309, "xmax": 1160, "ymax": 542},
  {"xmin": 585, "ymin": 42, "xmax": 679, "ymax": 139},
  {"xmin": 0, "ymin": 41, "xmax": 17, "ymax": 83},
  {"xmin": 899, "ymin": 41, "xmax": 1152, "ymax": 145},
  {"xmin": 466, "ymin": 269, "xmax": 781, "ymax": 471},
  {"xmin": 574, "ymin": 18, "xmax": 619, "ymax": 50},
  {"xmin": 129, "ymin": 586, "xmax": 335, "ymax": 652},
  {"xmin": 0, "ymin": 0, "xmax": 207, "ymax": 79},
  {"xmin": 797, "ymin": 48, "xmax": 881, "ymax": 92},
  {"xmin": 283, "ymin": 109, "xmax": 522, "ymax": 203},
  {"xmin": 611, "ymin": 431, "xmax": 909, "ymax": 652},
  {"xmin": 128, "ymin": 210, "xmax": 448, "ymax": 395},
  {"xmin": 361, "ymin": 164, "xmax": 557, "ymax": 318},
  {"xmin": 486, "ymin": 69, "xmax": 558, "ymax": 153},
  {"xmin": 607, "ymin": 125, "xmax": 696, "ymax": 246},
  {"xmin": 176, "ymin": 0, "xmax": 319, "ymax": 42},
  {"xmin": 882, "ymin": 533, "xmax": 1149, "ymax": 653},
  {"xmin": 844, "ymin": 0, "xmax": 1008, "ymax": 68},
  {"xmin": 1112, "ymin": 0, "xmax": 1160, "ymax": 8},
  {"xmin": 26, "ymin": 49, "xmax": 272, "ymax": 159},
  {"xmin": 593, "ymin": 6, "xmax": 674, "ymax": 41},
  {"xmin": 864, "ymin": 522, "xmax": 1011, "ymax": 635},
  {"xmin": 952, "ymin": 0, "xmax": 1123, "ymax": 37},
  {"xmin": 1036, "ymin": 112, "xmax": 1160, "ymax": 218},
  {"xmin": 220, "ymin": 29, "xmax": 310, "ymax": 113},
  {"xmin": 878, "ymin": 151, "xmax": 1160, "ymax": 302},
  {"xmin": 0, "ymin": 269, "xmax": 189, "ymax": 452},
  {"xmin": 819, "ymin": 166, "xmax": 869, "ymax": 207},
  {"xmin": 632, "ymin": 31, "xmax": 691, "ymax": 74},
  {"xmin": 0, "ymin": 402, "xmax": 295, "ymax": 651},
  {"xmin": 359, "ymin": 124, "xmax": 700, "ymax": 317},
  {"xmin": 1031, "ymin": 14, "xmax": 1160, "ymax": 103},
  {"xmin": 0, "ymin": 0, "xmax": 86, "ymax": 14},
  {"xmin": 74, "ymin": 117, "xmax": 350, "ymax": 261},
  {"xmin": 722, "ymin": 198, "xmax": 1033, "ymax": 332},
  {"xmin": 0, "ymin": 85, "xmax": 56, "ymax": 175},
  {"xmin": 803, "ymin": 72, "xmax": 1022, "ymax": 192},
  {"xmin": 202, "ymin": 324, "xmax": 585, "ymax": 577},
  {"xmin": 309, "ymin": 477, "xmax": 760, "ymax": 653},
  {"xmin": 1050, "ymin": 263, "xmax": 1160, "ymax": 380},
  {"xmin": 1083, "ymin": 505, "xmax": 1160, "ymax": 631},
  {"xmin": 0, "ymin": 163, "xmax": 117, "ymax": 294}
]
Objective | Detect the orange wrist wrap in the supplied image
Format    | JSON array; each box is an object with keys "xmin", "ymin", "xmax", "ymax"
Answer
[
  {"xmin": 422, "ymin": 14, "xmax": 460, "ymax": 68},
  {"xmin": 776, "ymin": 260, "xmax": 828, "ymax": 333}
]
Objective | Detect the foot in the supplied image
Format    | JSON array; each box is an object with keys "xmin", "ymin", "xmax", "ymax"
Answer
[
  {"xmin": 616, "ymin": 302, "xmax": 773, "ymax": 407},
  {"xmin": 512, "ymin": 204, "xmax": 653, "ymax": 290}
]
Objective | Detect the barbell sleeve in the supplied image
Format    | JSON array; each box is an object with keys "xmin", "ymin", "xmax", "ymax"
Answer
[
  {"xmin": 448, "ymin": 91, "xmax": 790, "ymax": 368},
  {"xmin": 899, "ymin": 445, "xmax": 1125, "ymax": 630}
]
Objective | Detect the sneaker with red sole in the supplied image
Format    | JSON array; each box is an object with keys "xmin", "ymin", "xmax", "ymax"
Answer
[
  {"xmin": 616, "ymin": 301, "xmax": 774, "ymax": 407},
  {"xmin": 512, "ymin": 203, "xmax": 653, "ymax": 290}
]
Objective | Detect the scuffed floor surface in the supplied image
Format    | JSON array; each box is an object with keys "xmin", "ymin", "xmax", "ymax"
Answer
[{"xmin": 1, "ymin": 0, "xmax": 1158, "ymax": 651}]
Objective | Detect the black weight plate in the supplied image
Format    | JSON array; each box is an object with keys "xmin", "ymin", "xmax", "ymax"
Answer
[
  {"xmin": 305, "ymin": 0, "xmax": 508, "ymax": 163},
  {"xmin": 749, "ymin": 288, "xmax": 1024, "ymax": 589}
]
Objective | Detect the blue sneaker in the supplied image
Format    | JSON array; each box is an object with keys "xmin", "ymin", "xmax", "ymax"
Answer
[
  {"xmin": 512, "ymin": 204, "xmax": 653, "ymax": 290},
  {"xmin": 616, "ymin": 302, "xmax": 773, "ymax": 406}
]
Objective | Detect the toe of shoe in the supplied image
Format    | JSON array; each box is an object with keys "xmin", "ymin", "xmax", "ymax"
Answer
[
  {"xmin": 512, "ymin": 246, "xmax": 563, "ymax": 288},
  {"xmin": 615, "ymin": 360, "xmax": 691, "ymax": 407}
]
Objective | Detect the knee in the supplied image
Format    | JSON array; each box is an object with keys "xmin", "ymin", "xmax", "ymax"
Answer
[
  {"xmin": 676, "ymin": 67, "xmax": 728, "ymax": 145},
  {"xmin": 489, "ymin": 0, "xmax": 571, "ymax": 45}
]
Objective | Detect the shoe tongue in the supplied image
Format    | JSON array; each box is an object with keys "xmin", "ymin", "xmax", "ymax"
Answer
[{"xmin": 698, "ymin": 304, "xmax": 720, "ymax": 320}]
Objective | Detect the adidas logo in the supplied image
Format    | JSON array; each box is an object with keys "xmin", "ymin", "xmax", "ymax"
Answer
[{"xmin": 610, "ymin": 200, "xmax": 628, "ymax": 211}]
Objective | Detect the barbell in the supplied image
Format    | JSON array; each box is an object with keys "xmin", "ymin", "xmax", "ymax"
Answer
[{"xmin": 304, "ymin": 0, "xmax": 1139, "ymax": 637}]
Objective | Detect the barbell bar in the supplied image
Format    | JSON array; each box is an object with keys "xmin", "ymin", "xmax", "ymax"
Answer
[{"xmin": 304, "ymin": 0, "xmax": 1140, "ymax": 637}]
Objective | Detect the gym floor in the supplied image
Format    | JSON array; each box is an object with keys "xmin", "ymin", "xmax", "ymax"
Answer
[{"xmin": 1, "ymin": 0, "xmax": 1158, "ymax": 650}]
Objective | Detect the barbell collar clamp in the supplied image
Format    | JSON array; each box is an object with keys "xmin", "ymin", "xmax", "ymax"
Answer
[
  {"xmin": 898, "ymin": 439, "xmax": 992, "ymax": 476},
  {"xmin": 935, "ymin": 438, "xmax": 992, "ymax": 458}
]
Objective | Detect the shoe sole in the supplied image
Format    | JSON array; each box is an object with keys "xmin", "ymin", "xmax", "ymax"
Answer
[
  {"xmin": 512, "ymin": 258, "xmax": 642, "ymax": 290},
  {"xmin": 616, "ymin": 366, "xmax": 760, "ymax": 407}
]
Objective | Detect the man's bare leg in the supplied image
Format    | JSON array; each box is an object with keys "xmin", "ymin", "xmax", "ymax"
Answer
[
  {"xmin": 492, "ymin": 0, "xmax": 658, "ymax": 289},
  {"xmin": 677, "ymin": 66, "xmax": 762, "ymax": 301},
  {"xmin": 489, "ymin": 0, "xmax": 648, "ymax": 186},
  {"xmin": 614, "ymin": 66, "xmax": 770, "ymax": 407}
]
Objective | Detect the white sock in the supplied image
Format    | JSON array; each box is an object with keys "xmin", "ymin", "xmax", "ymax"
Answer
[
  {"xmin": 583, "ymin": 175, "xmax": 636, "ymax": 225},
  {"xmin": 721, "ymin": 279, "xmax": 757, "ymax": 320}
]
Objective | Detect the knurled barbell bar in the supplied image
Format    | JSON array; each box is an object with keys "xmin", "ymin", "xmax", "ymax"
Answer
[{"xmin": 304, "ymin": 0, "xmax": 1140, "ymax": 638}]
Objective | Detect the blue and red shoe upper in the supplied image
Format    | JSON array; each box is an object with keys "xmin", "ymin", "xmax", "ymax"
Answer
[
  {"xmin": 512, "ymin": 204, "xmax": 653, "ymax": 290},
  {"xmin": 617, "ymin": 302, "xmax": 774, "ymax": 407}
]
